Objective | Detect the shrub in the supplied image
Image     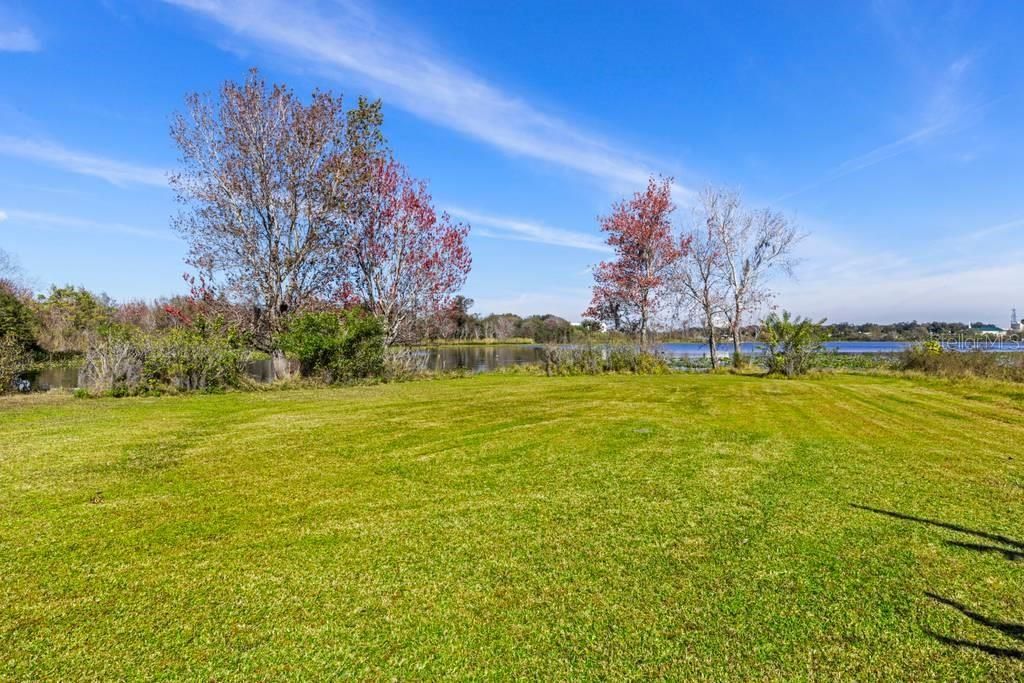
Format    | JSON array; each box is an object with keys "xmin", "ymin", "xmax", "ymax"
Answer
[
  {"xmin": 278, "ymin": 310, "xmax": 385, "ymax": 382},
  {"xmin": 541, "ymin": 342, "xmax": 668, "ymax": 376},
  {"xmin": 898, "ymin": 341, "xmax": 949, "ymax": 374},
  {"xmin": 79, "ymin": 326, "xmax": 143, "ymax": 394},
  {"xmin": 80, "ymin": 318, "xmax": 251, "ymax": 395},
  {"xmin": 277, "ymin": 312, "xmax": 344, "ymax": 377},
  {"xmin": 142, "ymin": 324, "xmax": 251, "ymax": 392},
  {"xmin": 728, "ymin": 352, "xmax": 757, "ymax": 370},
  {"xmin": 383, "ymin": 347, "xmax": 430, "ymax": 381},
  {"xmin": 0, "ymin": 332, "xmax": 32, "ymax": 393},
  {"xmin": 334, "ymin": 312, "xmax": 385, "ymax": 381},
  {"xmin": 897, "ymin": 343, "xmax": 1024, "ymax": 382},
  {"xmin": 810, "ymin": 351, "xmax": 898, "ymax": 372},
  {"xmin": 667, "ymin": 355, "xmax": 715, "ymax": 372},
  {"xmin": 762, "ymin": 311, "xmax": 827, "ymax": 377}
]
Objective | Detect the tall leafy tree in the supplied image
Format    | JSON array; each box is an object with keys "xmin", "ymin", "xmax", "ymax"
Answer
[
  {"xmin": 170, "ymin": 69, "xmax": 385, "ymax": 370},
  {"xmin": 585, "ymin": 177, "xmax": 687, "ymax": 346}
]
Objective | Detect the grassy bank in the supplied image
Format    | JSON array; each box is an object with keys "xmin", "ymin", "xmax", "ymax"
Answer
[{"xmin": 2, "ymin": 374, "xmax": 1023, "ymax": 679}]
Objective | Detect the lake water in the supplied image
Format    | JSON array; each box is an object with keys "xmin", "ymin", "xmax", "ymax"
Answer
[
  {"xmin": 664, "ymin": 341, "xmax": 916, "ymax": 356},
  {"xmin": 30, "ymin": 366, "xmax": 81, "ymax": 391},
  {"xmin": 26, "ymin": 340, "xmax": 1021, "ymax": 389},
  {"xmin": 421, "ymin": 339, "xmax": 1024, "ymax": 371}
]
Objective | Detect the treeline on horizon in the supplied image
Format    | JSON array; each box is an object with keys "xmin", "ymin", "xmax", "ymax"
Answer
[
  {"xmin": 0, "ymin": 285, "xmax": 587, "ymax": 359},
  {"xmin": 0, "ymin": 279, "xmax": 1002, "ymax": 361}
]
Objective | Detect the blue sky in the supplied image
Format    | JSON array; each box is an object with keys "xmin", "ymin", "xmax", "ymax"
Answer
[{"xmin": 1, "ymin": 0, "xmax": 1022, "ymax": 324}]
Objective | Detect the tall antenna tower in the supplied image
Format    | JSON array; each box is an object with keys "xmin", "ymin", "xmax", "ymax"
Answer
[{"xmin": 1012, "ymin": 307, "xmax": 1019, "ymax": 329}]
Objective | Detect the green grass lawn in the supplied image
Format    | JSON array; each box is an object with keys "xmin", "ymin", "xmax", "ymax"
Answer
[{"xmin": 2, "ymin": 373, "xmax": 1023, "ymax": 680}]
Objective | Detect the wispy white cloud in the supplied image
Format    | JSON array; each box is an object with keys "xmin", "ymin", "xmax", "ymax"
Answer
[
  {"xmin": 165, "ymin": 0, "xmax": 684, "ymax": 195},
  {"xmin": 776, "ymin": 258, "xmax": 1024, "ymax": 324},
  {"xmin": 773, "ymin": 220, "xmax": 1024, "ymax": 323},
  {"xmin": 1, "ymin": 209, "xmax": 176, "ymax": 241},
  {"xmin": 0, "ymin": 210, "xmax": 7, "ymax": 223},
  {"xmin": 0, "ymin": 135, "xmax": 167, "ymax": 187},
  {"xmin": 959, "ymin": 216, "xmax": 1024, "ymax": 241},
  {"xmin": 834, "ymin": 122, "xmax": 948, "ymax": 176},
  {"xmin": 776, "ymin": 55, "xmax": 988, "ymax": 203},
  {"xmin": 447, "ymin": 206, "xmax": 610, "ymax": 253},
  {"xmin": 0, "ymin": 26, "xmax": 40, "ymax": 52}
]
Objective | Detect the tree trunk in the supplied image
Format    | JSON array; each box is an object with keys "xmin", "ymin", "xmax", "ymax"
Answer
[
  {"xmin": 707, "ymin": 325, "xmax": 719, "ymax": 369},
  {"xmin": 639, "ymin": 304, "xmax": 649, "ymax": 350},
  {"xmin": 731, "ymin": 325, "xmax": 743, "ymax": 368},
  {"xmin": 271, "ymin": 349, "xmax": 292, "ymax": 380}
]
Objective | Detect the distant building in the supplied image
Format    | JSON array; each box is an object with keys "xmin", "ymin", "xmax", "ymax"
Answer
[
  {"xmin": 971, "ymin": 323, "xmax": 1005, "ymax": 337},
  {"xmin": 1011, "ymin": 307, "xmax": 1022, "ymax": 333}
]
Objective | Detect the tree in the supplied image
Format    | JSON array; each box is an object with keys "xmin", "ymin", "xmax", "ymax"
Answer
[
  {"xmin": 670, "ymin": 201, "xmax": 728, "ymax": 369},
  {"xmin": 706, "ymin": 188, "xmax": 800, "ymax": 365},
  {"xmin": 0, "ymin": 332, "xmax": 32, "ymax": 393},
  {"xmin": 342, "ymin": 157, "xmax": 471, "ymax": 345},
  {"xmin": 518, "ymin": 314, "xmax": 573, "ymax": 344},
  {"xmin": 170, "ymin": 69, "xmax": 385, "ymax": 373},
  {"xmin": 480, "ymin": 312, "xmax": 521, "ymax": 340},
  {"xmin": 0, "ymin": 284, "xmax": 36, "ymax": 351},
  {"xmin": 34, "ymin": 285, "xmax": 113, "ymax": 353},
  {"xmin": 585, "ymin": 296, "xmax": 632, "ymax": 336},
  {"xmin": 585, "ymin": 177, "xmax": 686, "ymax": 347},
  {"xmin": 762, "ymin": 311, "xmax": 826, "ymax": 377},
  {"xmin": 0, "ymin": 249, "xmax": 35, "ymax": 352},
  {"xmin": 445, "ymin": 296, "xmax": 476, "ymax": 340}
]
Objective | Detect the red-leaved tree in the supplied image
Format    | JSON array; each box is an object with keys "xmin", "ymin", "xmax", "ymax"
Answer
[
  {"xmin": 344, "ymin": 158, "xmax": 471, "ymax": 345},
  {"xmin": 585, "ymin": 177, "xmax": 688, "ymax": 346}
]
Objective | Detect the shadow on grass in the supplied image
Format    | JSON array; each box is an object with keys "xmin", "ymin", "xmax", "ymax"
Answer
[
  {"xmin": 922, "ymin": 630, "xmax": 1024, "ymax": 661},
  {"xmin": 925, "ymin": 593, "xmax": 1024, "ymax": 643},
  {"xmin": 849, "ymin": 504, "xmax": 1024, "ymax": 552},
  {"xmin": 944, "ymin": 540, "xmax": 1024, "ymax": 562},
  {"xmin": 852, "ymin": 503, "xmax": 1024, "ymax": 661}
]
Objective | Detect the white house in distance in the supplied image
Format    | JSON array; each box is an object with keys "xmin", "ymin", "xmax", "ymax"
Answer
[
  {"xmin": 972, "ymin": 324, "xmax": 1005, "ymax": 337},
  {"xmin": 969, "ymin": 309, "xmax": 1021, "ymax": 337}
]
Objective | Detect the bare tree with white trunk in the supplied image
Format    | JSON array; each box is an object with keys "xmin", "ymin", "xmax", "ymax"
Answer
[
  {"xmin": 705, "ymin": 187, "xmax": 801, "ymax": 365},
  {"xmin": 670, "ymin": 194, "xmax": 729, "ymax": 369}
]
